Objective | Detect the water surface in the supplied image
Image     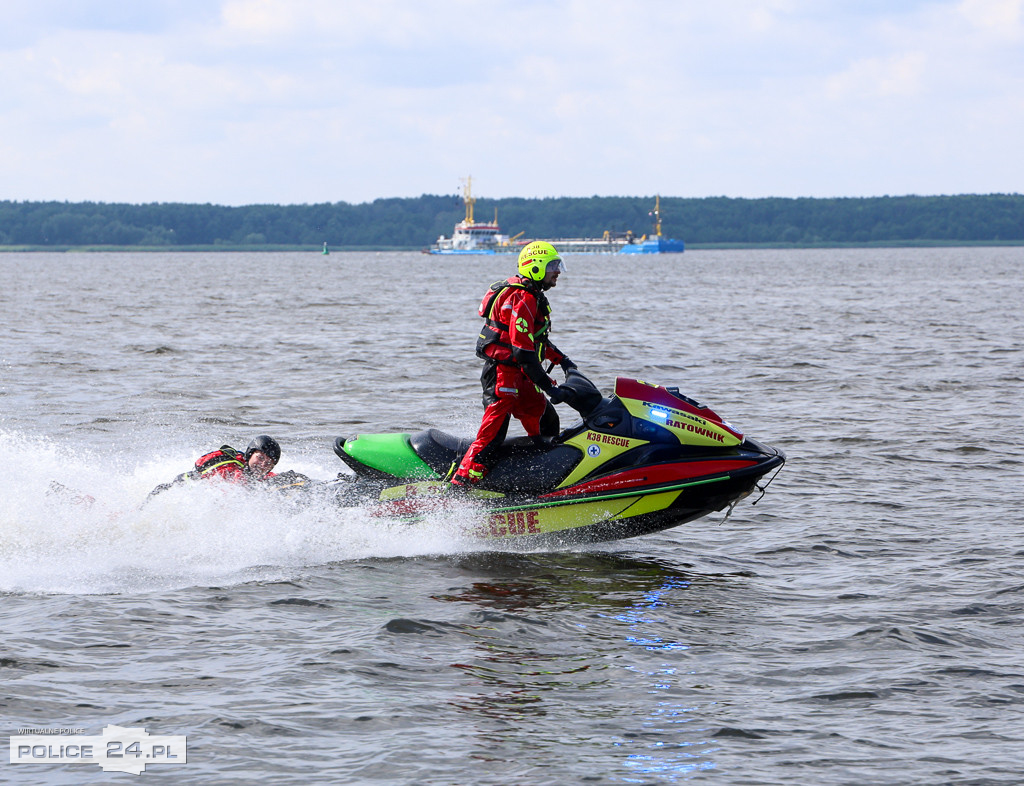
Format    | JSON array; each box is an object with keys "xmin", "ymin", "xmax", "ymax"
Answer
[{"xmin": 1, "ymin": 248, "xmax": 1022, "ymax": 784}]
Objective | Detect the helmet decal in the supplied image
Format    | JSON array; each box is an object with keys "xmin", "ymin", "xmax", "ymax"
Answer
[{"xmin": 517, "ymin": 241, "xmax": 562, "ymax": 282}]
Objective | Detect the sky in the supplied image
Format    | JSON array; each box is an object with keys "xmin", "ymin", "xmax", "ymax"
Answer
[{"xmin": 1, "ymin": 0, "xmax": 1022, "ymax": 205}]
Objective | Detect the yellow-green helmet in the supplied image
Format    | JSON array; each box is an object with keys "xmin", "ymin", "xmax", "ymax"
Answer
[{"xmin": 517, "ymin": 241, "xmax": 563, "ymax": 281}]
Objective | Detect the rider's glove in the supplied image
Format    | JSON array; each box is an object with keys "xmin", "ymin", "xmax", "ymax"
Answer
[
  {"xmin": 559, "ymin": 357, "xmax": 578, "ymax": 373},
  {"xmin": 548, "ymin": 386, "xmax": 576, "ymax": 405}
]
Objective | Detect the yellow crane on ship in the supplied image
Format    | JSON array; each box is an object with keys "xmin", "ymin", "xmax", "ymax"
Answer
[{"xmin": 460, "ymin": 176, "xmax": 477, "ymax": 224}]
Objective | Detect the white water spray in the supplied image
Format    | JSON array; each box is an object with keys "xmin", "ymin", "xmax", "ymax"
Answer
[{"xmin": 0, "ymin": 430, "xmax": 482, "ymax": 595}]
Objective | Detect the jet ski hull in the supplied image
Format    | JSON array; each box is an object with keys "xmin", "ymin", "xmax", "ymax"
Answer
[
  {"xmin": 332, "ymin": 437, "xmax": 784, "ymax": 548},
  {"xmin": 324, "ymin": 375, "xmax": 786, "ymax": 547}
]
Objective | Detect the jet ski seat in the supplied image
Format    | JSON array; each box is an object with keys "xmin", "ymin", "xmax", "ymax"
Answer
[
  {"xmin": 408, "ymin": 429, "xmax": 579, "ymax": 492},
  {"xmin": 408, "ymin": 429, "xmax": 471, "ymax": 471}
]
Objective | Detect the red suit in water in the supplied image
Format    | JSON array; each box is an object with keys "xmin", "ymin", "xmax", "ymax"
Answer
[
  {"xmin": 147, "ymin": 435, "xmax": 281, "ymax": 499},
  {"xmin": 453, "ymin": 242, "xmax": 576, "ymax": 486},
  {"xmin": 190, "ymin": 446, "xmax": 277, "ymax": 483}
]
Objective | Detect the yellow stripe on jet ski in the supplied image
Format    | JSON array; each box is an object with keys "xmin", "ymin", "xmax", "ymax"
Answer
[
  {"xmin": 471, "ymin": 496, "xmax": 640, "ymax": 539},
  {"xmin": 558, "ymin": 430, "xmax": 650, "ymax": 488},
  {"xmin": 607, "ymin": 489, "xmax": 683, "ymax": 521}
]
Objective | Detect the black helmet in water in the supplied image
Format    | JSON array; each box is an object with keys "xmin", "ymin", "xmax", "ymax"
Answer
[{"xmin": 245, "ymin": 435, "xmax": 281, "ymax": 465}]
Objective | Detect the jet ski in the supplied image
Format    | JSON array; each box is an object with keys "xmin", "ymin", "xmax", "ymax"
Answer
[{"xmin": 320, "ymin": 372, "xmax": 785, "ymax": 547}]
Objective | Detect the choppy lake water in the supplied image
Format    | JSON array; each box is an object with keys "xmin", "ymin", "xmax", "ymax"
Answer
[{"xmin": 1, "ymin": 247, "xmax": 1022, "ymax": 784}]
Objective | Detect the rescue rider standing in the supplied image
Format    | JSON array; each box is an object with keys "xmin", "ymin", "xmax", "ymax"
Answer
[
  {"xmin": 147, "ymin": 435, "xmax": 282, "ymax": 498},
  {"xmin": 452, "ymin": 241, "xmax": 578, "ymax": 487}
]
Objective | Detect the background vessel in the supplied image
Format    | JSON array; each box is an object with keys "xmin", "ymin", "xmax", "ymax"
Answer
[{"xmin": 429, "ymin": 179, "xmax": 684, "ymax": 254}]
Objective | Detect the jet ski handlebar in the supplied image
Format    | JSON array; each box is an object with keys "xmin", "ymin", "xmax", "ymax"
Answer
[{"xmin": 559, "ymin": 369, "xmax": 605, "ymax": 417}]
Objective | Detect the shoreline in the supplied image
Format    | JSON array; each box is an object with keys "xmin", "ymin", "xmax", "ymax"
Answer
[{"xmin": 2, "ymin": 239, "xmax": 1024, "ymax": 253}]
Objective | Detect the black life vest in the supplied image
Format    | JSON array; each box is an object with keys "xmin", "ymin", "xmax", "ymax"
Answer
[{"xmin": 475, "ymin": 278, "xmax": 553, "ymax": 362}]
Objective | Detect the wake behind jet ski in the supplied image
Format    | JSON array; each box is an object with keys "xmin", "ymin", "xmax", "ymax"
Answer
[{"xmin": 323, "ymin": 371, "xmax": 785, "ymax": 547}]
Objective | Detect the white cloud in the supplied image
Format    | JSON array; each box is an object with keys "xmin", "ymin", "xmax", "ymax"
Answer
[
  {"xmin": 220, "ymin": 0, "xmax": 297, "ymax": 37},
  {"xmin": 826, "ymin": 52, "xmax": 928, "ymax": 99},
  {"xmin": 958, "ymin": 0, "xmax": 1023, "ymax": 37},
  {"xmin": 0, "ymin": 1, "xmax": 1021, "ymax": 204}
]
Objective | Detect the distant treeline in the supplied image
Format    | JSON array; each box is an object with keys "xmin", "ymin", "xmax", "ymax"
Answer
[{"xmin": 1, "ymin": 193, "xmax": 1022, "ymax": 248}]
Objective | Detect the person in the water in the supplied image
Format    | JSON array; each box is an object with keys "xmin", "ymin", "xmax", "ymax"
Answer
[{"xmin": 147, "ymin": 435, "xmax": 281, "ymax": 498}]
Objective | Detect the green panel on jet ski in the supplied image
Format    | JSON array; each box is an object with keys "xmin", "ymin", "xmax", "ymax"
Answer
[{"xmin": 343, "ymin": 433, "xmax": 439, "ymax": 479}]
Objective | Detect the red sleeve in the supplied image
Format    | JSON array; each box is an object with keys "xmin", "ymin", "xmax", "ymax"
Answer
[
  {"xmin": 542, "ymin": 343, "xmax": 566, "ymax": 365},
  {"xmin": 506, "ymin": 289, "xmax": 540, "ymax": 355}
]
